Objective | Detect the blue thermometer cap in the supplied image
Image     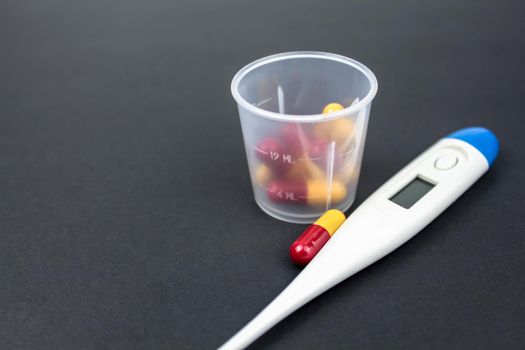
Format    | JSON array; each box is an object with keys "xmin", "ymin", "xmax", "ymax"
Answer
[{"xmin": 446, "ymin": 127, "xmax": 499, "ymax": 166}]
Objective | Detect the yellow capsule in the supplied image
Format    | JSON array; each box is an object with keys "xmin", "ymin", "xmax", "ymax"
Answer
[
  {"xmin": 255, "ymin": 164, "xmax": 273, "ymax": 186},
  {"xmin": 286, "ymin": 159, "xmax": 325, "ymax": 181},
  {"xmin": 313, "ymin": 121, "xmax": 334, "ymax": 141},
  {"xmin": 314, "ymin": 119, "xmax": 355, "ymax": 144},
  {"xmin": 314, "ymin": 102, "xmax": 355, "ymax": 144},
  {"xmin": 286, "ymin": 163, "xmax": 307, "ymax": 181},
  {"xmin": 302, "ymin": 158, "xmax": 325, "ymax": 180},
  {"xmin": 314, "ymin": 209, "xmax": 346, "ymax": 236},
  {"xmin": 331, "ymin": 118, "xmax": 355, "ymax": 143},
  {"xmin": 306, "ymin": 179, "xmax": 347, "ymax": 206},
  {"xmin": 322, "ymin": 102, "xmax": 344, "ymax": 114}
]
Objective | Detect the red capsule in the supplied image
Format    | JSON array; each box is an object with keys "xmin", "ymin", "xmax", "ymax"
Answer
[
  {"xmin": 255, "ymin": 137, "xmax": 294, "ymax": 173},
  {"xmin": 290, "ymin": 225, "xmax": 331, "ymax": 266},
  {"xmin": 290, "ymin": 209, "xmax": 346, "ymax": 266}
]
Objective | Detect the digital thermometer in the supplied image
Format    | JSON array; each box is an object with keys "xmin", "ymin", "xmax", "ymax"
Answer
[{"xmin": 219, "ymin": 127, "xmax": 499, "ymax": 350}]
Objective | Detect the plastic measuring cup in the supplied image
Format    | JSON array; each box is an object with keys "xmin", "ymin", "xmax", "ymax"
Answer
[{"xmin": 231, "ymin": 52, "xmax": 378, "ymax": 223}]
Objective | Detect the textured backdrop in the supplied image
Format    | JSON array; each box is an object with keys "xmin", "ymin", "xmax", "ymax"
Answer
[{"xmin": 1, "ymin": 0, "xmax": 524, "ymax": 349}]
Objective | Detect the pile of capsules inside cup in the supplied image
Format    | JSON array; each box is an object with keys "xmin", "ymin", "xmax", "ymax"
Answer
[{"xmin": 252, "ymin": 102, "xmax": 358, "ymax": 208}]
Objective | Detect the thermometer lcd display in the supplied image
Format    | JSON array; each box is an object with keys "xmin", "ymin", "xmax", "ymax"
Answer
[{"xmin": 390, "ymin": 177, "xmax": 435, "ymax": 209}]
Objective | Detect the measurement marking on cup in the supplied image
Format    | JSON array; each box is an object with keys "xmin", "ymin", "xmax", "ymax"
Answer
[
  {"xmin": 337, "ymin": 161, "xmax": 354, "ymax": 172},
  {"xmin": 253, "ymin": 146, "xmax": 295, "ymax": 164},
  {"xmin": 254, "ymin": 98, "xmax": 273, "ymax": 107},
  {"xmin": 276, "ymin": 191, "xmax": 299, "ymax": 201},
  {"xmin": 277, "ymin": 86, "xmax": 285, "ymax": 114},
  {"xmin": 341, "ymin": 149, "xmax": 354, "ymax": 157},
  {"xmin": 253, "ymin": 146, "xmax": 268, "ymax": 155},
  {"xmin": 282, "ymin": 154, "xmax": 293, "ymax": 163},
  {"xmin": 298, "ymin": 157, "xmax": 323, "ymax": 161}
]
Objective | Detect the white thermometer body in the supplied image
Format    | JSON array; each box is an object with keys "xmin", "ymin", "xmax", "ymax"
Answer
[{"xmin": 219, "ymin": 127, "xmax": 499, "ymax": 350}]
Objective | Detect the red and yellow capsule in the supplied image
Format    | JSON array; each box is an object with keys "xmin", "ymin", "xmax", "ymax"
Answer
[{"xmin": 290, "ymin": 209, "xmax": 346, "ymax": 266}]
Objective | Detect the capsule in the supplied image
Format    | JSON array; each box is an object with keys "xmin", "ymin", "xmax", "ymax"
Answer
[
  {"xmin": 254, "ymin": 164, "xmax": 273, "ymax": 186},
  {"xmin": 290, "ymin": 209, "xmax": 346, "ymax": 266},
  {"xmin": 314, "ymin": 102, "xmax": 355, "ymax": 144},
  {"xmin": 285, "ymin": 162, "xmax": 310, "ymax": 181},
  {"xmin": 322, "ymin": 102, "xmax": 345, "ymax": 114},
  {"xmin": 285, "ymin": 158, "xmax": 324, "ymax": 182},
  {"xmin": 330, "ymin": 118, "xmax": 354, "ymax": 144},
  {"xmin": 266, "ymin": 179, "xmax": 347, "ymax": 206}
]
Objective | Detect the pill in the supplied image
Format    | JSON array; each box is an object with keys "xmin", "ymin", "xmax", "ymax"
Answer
[
  {"xmin": 322, "ymin": 102, "xmax": 344, "ymax": 114},
  {"xmin": 314, "ymin": 119, "xmax": 355, "ymax": 144},
  {"xmin": 314, "ymin": 102, "xmax": 355, "ymax": 144},
  {"xmin": 312, "ymin": 121, "xmax": 335, "ymax": 142},
  {"xmin": 307, "ymin": 179, "xmax": 347, "ymax": 205},
  {"xmin": 285, "ymin": 159, "xmax": 325, "ymax": 182},
  {"xmin": 302, "ymin": 158, "xmax": 325, "ymax": 180},
  {"xmin": 255, "ymin": 137, "xmax": 293, "ymax": 173},
  {"xmin": 330, "ymin": 119, "xmax": 354, "ymax": 144},
  {"xmin": 254, "ymin": 164, "xmax": 273, "ymax": 186},
  {"xmin": 266, "ymin": 179, "xmax": 347, "ymax": 206},
  {"xmin": 290, "ymin": 209, "xmax": 346, "ymax": 266},
  {"xmin": 285, "ymin": 163, "xmax": 309, "ymax": 181}
]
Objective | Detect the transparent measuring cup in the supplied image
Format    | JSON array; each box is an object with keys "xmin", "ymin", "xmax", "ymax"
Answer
[{"xmin": 231, "ymin": 52, "xmax": 378, "ymax": 223}]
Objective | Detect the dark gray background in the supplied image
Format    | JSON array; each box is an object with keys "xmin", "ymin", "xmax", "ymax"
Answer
[{"xmin": 1, "ymin": 0, "xmax": 524, "ymax": 349}]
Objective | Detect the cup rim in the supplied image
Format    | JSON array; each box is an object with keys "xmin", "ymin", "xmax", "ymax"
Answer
[{"xmin": 231, "ymin": 51, "xmax": 378, "ymax": 122}]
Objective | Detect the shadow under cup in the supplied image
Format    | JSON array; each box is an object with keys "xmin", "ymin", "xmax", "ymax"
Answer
[{"xmin": 232, "ymin": 52, "xmax": 378, "ymax": 223}]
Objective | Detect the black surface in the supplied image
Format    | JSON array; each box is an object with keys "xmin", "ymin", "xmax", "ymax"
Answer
[{"xmin": 1, "ymin": 0, "xmax": 524, "ymax": 349}]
